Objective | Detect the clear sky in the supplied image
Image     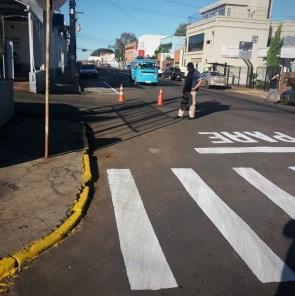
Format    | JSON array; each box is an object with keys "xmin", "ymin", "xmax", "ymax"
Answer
[{"xmin": 61, "ymin": 0, "xmax": 295, "ymax": 59}]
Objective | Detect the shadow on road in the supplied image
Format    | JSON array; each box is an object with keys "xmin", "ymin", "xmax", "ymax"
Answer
[
  {"xmin": 82, "ymin": 99, "xmax": 179, "ymax": 150},
  {"xmin": 0, "ymin": 102, "xmax": 84, "ymax": 168},
  {"xmin": 197, "ymin": 100, "xmax": 231, "ymax": 118},
  {"xmin": 275, "ymin": 220, "xmax": 295, "ymax": 296},
  {"xmin": 83, "ymin": 97, "xmax": 230, "ymax": 151}
]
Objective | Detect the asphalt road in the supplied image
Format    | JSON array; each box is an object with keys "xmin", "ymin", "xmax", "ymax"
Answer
[{"xmin": 11, "ymin": 68, "xmax": 295, "ymax": 296}]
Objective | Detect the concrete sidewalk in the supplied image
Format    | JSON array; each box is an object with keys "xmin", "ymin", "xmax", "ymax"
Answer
[
  {"xmin": 0, "ymin": 102, "xmax": 85, "ymax": 261},
  {"xmin": 228, "ymin": 86, "xmax": 268, "ymax": 98}
]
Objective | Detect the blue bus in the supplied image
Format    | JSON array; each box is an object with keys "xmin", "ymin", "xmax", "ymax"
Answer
[{"xmin": 130, "ymin": 58, "xmax": 158, "ymax": 85}]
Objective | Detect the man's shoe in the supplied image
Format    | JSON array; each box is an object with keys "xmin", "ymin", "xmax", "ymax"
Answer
[
  {"xmin": 177, "ymin": 115, "xmax": 184, "ymax": 119},
  {"xmin": 188, "ymin": 117, "xmax": 195, "ymax": 120}
]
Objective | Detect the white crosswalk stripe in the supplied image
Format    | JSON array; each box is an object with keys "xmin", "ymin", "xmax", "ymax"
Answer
[
  {"xmin": 195, "ymin": 147, "xmax": 295, "ymax": 154},
  {"xmin": 107, "ymin": 169, "xmax": 178, "ymax": 291},
  {"xmin": 107, "ymin": 166, "xmax": 295, "ymax": 287},
  {"xmin": 234, "ymin": 168, "xmax": 295, "ymax": 218},
  {"xmin": 172, "ymin": 168, "xmax": 295, "ymax": 283}
]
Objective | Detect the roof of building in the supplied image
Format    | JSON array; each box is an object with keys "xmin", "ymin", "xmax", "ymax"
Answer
[
  {"xmin": 0, "ymin": 0, "xmax": 67, "ymax": 21},
  {"xmin": 125, "ymin": 41, "xmax": 137, "ymax": 50},
  {"xmin": 199, "ymin": 0, "xmax": 247, "ymax": 14},
  {"xmin": 19, "ymin": 0, "xmax": 67, "ymax": 10}
]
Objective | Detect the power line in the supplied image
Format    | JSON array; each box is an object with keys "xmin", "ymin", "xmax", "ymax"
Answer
[
  {"xmin": 109, "ymin": 0, "xmax": 165, "ymax": 35},
  {"xmin": 77, "ymin": 33, "xmax": 112, "ymax": 43},
  {"xmin": 83, "ymin": 0, "xmax": 188, "ymax": 19},
  {"xmin": 161, "ymin": 0, "xmax": 202, "ymax": 8},
  {"xmin": 77, "ymin": 47, "xmax": 97, "ymax": 51}
]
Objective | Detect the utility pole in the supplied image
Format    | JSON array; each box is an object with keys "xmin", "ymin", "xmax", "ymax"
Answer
[
  {"xmin": 69, "ymin": 0, "xmax": 77, "ymax": 90},
  {"xmin": 45, "ymin": 0, "xmax": 52, "ymax": 159}
]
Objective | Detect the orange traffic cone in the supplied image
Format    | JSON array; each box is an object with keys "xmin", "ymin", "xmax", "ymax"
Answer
[
  {"xmin": 118, "ymin": 84, "xmax": 125, "ymax": 103},
  {"xmin": 157, "ymin": 88, "xmax": 164, "ymax": 106}
]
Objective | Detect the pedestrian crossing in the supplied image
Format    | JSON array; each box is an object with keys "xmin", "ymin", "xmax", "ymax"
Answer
[
  {"xmin": 234, "ymin": 168, "xmax": 295, "ymax": 218},
  {"xmin": 106, "ymin": 166, "xmax": 295, "ymax": 290},
  {"xmin": 107, "ymin": 169, "xmax": 178, "ymax": 290}
]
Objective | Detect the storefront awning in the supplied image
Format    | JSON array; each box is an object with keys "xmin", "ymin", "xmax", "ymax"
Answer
[
  {"xmin": 21, "ymin": 0, "xmax": 67, "ymax": 22},
  {"xmin": 18, "ymin": 0, "xmax": 67, "ymax": 10},
  {"xmin": 0, "ymin": 0, "xmax": 67, "ymax": 22}
]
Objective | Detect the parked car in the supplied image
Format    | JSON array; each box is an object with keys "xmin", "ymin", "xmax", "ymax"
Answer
[
  {"xmin": 201, "ymin": 71, "xmax": 226, "ymax": 88},
  {"xmin": 163, "ymin": 67, "xmax": 182, "ymax": 81},
  {"xmin": 280, "ymin": 87, "xmax": 295, "ymax": 105},
  {"xmin": 79, "ymin": 64, "xmax": 98, "ymax": 78}
]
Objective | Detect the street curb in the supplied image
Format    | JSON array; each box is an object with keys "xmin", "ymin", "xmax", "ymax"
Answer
[{"xmin": 0, "ymin": 127, "xmax": 93, "ymax": 283}]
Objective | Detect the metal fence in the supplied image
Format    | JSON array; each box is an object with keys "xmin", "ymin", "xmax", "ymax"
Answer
[
  {"xmin": 255, "ymin": 67, "xmax": 281, "ymax": 90},
  {"xmin": 208, "ymin": 63, "xmax": 250, "ymax": 87}
]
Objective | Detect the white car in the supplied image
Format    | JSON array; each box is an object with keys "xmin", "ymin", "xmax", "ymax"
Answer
[
  {"xmin": 79, "ymin": 64, "xmax": 98, "ymax": 78},
  {"xmin": 201, "ymin": 71, "xmax": 226, "ymax": 88},
  {"xmin": 158, "ymin": 68, "xmax": 163, "ymax": 77}
]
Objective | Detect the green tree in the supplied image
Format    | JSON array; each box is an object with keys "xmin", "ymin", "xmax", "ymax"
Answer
[
  {"xmin": 267, "ymin": 25, "xmax": 283, "ymax": 68},
  {"xmin": 154, "ymin": 43, "xmax": 172, "ymax": 56},
  {"xmin": 175, "ymin": 23, "xmax": 187, "ymax": 36},
  {"xmin": 114, "ymin": 32, "xmax": 137, "ymax": 61},
  {"xmin": 91, "ymin": 48, "xmax": 114, "ymax": 56}
]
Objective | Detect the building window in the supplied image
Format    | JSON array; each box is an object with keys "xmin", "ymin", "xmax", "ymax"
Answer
[
  {"xmin": 219, "ymin": 7, "xmax": 225, "ymax": 16},
  {"xmin": 188, "ymin": 33, "xmax": 205, "ymax": 52},
  {"xmin": 202, "ymin": 5, "xmax": 225, "ymax": 19},
  {"xmin": 252, "ymin": 35, "xmax": 259, "ymax": 43},
  {"xmin": 227, "ymin": 8, "xmax": 231, "ymax": 16}
]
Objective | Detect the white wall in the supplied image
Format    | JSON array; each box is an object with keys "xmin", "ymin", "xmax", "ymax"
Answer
[
  {"xmin": 138, "ymin": 34, "xmax": 166, "ymax": 57},
  {"xmin": 186, "ymin": 17, "xmax": 270, "ymax": 72}
]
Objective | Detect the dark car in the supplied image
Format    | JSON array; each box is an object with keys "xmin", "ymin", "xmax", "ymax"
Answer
[
  {"xmin": 280, "ymin": 87, "xmax": 295, "ymax": 105},
  {"xmin": 163, "ymin": 67, "xmax": 182, "ymax": 81}
]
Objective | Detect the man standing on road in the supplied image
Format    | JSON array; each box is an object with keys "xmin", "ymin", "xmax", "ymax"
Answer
[
  {"xmin": 178, "ymin": 62, "xmax": 203, "ymax": 119},
  {"xmin": 266, "ymin": 74, "xmax": 280, "ymax": 103}
]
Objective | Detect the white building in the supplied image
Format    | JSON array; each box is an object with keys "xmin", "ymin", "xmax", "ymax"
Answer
[
  {"xmin": 185, "ymin": 0, "xmax": 295, "ymax": 84},
  {"xmin": 0, "ymin": 0, "xmax": 69, "ymax": 91},
  {"xmin": 137, "ymin": 34, "xmax": 166, "ymax": 57},
  {"xmin": 88, "ymin": 53, "xmax": 119, "ymax": 68},
  {"xmin": 0, "ymin": 0, "xmax": 69, "ymax": 127}
]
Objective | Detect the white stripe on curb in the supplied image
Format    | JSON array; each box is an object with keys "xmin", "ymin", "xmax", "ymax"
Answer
[
  {"xmin": 103, "ymin": 81, "xmax": 119, "ymax": 94},
  {"xmin": 234, "ymin": 168, "xmax": 295, "ymax": 218},
  {"xmin": 195, "ymin": 147, "xmax": 295, "ymax": 154},
  {"xmin": 107, "ymin": 169, "xmax": 177, "ymax": 290},
  {"xmin": 172, "ymin": 168, "xmax": 295, "ymax": 283}
]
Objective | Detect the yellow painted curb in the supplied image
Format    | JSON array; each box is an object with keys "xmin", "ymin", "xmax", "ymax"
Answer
[
  {"xmin": 0, "ymin": 258, "xmax": 17, "ymax": 280},
  {"xmin": 82, "ymin": 153, "xmax": 92, "ymax": 185},
  {"xmin": 0, "ymin": 151, "xmax": 92, "ymax": 282}
]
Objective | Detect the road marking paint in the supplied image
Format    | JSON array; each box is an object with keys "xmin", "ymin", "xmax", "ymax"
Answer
[
  {"xmin": 244, "ymin": 132, "xmax": 278, "ymax": 143},
  {"xmin": 234, "ymin": 168, "xmax": 295, "ymax": 218},
  {"xmin": 149, "ymin": 148, "xmax": 160, "ymax": 154},
  {"xmin": 103, "ymin": 81, "xmax": 119, "ymax": 94},
  {"xmin": 172, "ymin": 168, "xmax": 295, "ymax": 283},
  {"xmin": 83, "ymin": 88, "xmax": 116, "ymax": 94},
  {"xmin": 107, "ymin": 169, "xmax": 177, "ymax": 290},
  {"xmin": 195, "ymin": 147, "xmax": 295, "ymax": 154},
  {"xmin": 289, "ymin": 167, "xmax": 295, "ymax": 171},
  {"xmin": 220, "ymin": 132, "xmax": 258, "ymax": 143}
]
